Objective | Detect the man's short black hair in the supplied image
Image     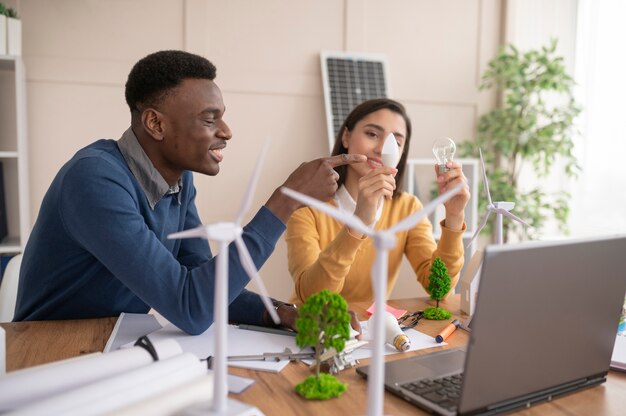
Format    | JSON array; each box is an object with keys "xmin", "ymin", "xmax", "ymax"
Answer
[{"xmin": 125, "ymin": 50, "xmax": 217, "ymax": 113}]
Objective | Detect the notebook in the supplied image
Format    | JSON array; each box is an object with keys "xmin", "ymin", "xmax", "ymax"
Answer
[{"xmin": 357, "ymin": 234, "xmax": 626, "ymax": 415}]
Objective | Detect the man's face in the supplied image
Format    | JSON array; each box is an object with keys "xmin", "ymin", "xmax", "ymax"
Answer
[{"xmin": 158, "ymin": 78, "xmax": 231, "ymax": 177}]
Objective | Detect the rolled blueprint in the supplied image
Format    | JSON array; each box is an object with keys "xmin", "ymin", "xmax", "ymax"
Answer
[
  {"xmin": 8, "ymin": 352, "xmax": 205, "ymax": 416},
  {"xmin": 0, "ymin": 338, "xmax": 182, "ymax": 412},
  {"xmin": 109, "ymin": 373, "xmax": 214, "ymax": 416}
]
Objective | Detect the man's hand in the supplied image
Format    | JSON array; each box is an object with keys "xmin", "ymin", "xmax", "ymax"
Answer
[
  {"xmin": 266, "ymin": 153, "xmax": 366, "ymax": 223},
  {"xmin": 270, "ymin": 305, "xmax": 363, "ymax": 340}
]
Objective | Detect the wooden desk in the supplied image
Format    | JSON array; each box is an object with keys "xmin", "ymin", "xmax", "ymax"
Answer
[{"xmin": 3, "ymin": 296, "xmax": 626, "ymax": 415}]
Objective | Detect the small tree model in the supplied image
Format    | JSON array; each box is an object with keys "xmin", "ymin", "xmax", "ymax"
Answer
[
  {"xmin": 295, "ymin": 289, "xmax": 351, "ymax": 400},
  {"xmin": 424, "ymin": 257, "xmax": 452, "ymax": 320}
]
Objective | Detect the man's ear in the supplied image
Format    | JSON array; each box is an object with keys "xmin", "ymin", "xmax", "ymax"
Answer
[{"xmin": 141, "ymin": 108, "xmax": 166, "ymax": 142}]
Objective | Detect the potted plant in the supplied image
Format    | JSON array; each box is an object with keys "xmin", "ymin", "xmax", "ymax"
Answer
[
  {"xmin": 0, "ymin": 3, "xmax": 7, "ymax": 55},
  {"xmin": 5, "ymin": 6, "xmax": 20, "ymax": 56},
  {"xmin": 459, "ymin": 39, "xmax": 581, "ymax": 242},
  {"xmin": 294, "ymin": 290, "xmax": 351, "ymax": 400}
]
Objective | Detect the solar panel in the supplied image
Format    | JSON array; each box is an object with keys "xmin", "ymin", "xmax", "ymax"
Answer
[{"xmin": 321, "ymin": 51, "xmax": 390, "ymax": 151}]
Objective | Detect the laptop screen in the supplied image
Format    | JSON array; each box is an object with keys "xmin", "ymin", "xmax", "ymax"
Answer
[{"xmin": 459, "ymin": 235, "xmax": 626, "ymax": 413}]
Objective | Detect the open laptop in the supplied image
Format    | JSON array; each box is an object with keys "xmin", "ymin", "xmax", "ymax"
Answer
[{"xmin": 357, "ymin": 234, "xmax": 626, "ymax": 415}]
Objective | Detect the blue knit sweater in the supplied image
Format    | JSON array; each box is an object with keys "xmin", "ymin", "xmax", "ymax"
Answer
[{"xmin": 14, "ymin": 139, "xmax": 285, "ymax": 335}]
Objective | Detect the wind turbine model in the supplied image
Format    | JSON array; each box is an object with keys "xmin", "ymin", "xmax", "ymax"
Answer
[
  {"xmin": 168, "ymin": 143, "xmax": 279, "ymax": 415},
  {"xmin": 281, "ymin": 183, "xmax": 463, "ymax": 416},
  {"xmin": 466, "ymin": 148, "xmax": 529, "ymax": 247},
  {"xmin": 460, "ymin": 148, "xmax": 529, "ymax": 318}
]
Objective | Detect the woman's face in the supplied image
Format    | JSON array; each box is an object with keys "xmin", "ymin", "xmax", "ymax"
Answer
[{"xmin": 341, "ymin": 108, "xmax": 407, "ymax": 179}]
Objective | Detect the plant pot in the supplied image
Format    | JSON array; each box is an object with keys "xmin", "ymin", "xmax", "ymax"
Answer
[
  {"xmin": 7, "ymin": 17, "xmax": 20, "ymax": 56},
  {"xmin": 0, "ymin": 15, "xmax": 7, "ymax": 55}
]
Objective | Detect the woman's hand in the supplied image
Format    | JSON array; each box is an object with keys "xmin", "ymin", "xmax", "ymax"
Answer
[
  {"xmin": 352, "ymin": 166, "xmax": 397, "ymax": 229},
  {"xmin": 436, "ymin": 161, "xmax": 470, "ymax": 230}
]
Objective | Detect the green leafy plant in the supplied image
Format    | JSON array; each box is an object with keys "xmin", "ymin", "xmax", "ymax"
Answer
[
  {"xmin": 423, "ymin": 257, "xmax": 452, "ymax": 320},
  {"xmin": 295, "ymin": 290, "xmax": 350, "ymax": 400},
  {"xmin": 0, "ymin": 3, "xmax": 17, "ymax": 18},
  {"xmin": 458, "ymin": 39, "xmax": 581, "ymax": 241}
]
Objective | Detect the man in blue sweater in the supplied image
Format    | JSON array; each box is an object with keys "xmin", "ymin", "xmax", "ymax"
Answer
[{"xmin": 14, "ymin": 50, "xmax": 364, "ymax": 335}]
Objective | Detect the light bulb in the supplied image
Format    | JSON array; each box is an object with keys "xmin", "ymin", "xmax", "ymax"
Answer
[
  {"xmin": 432, "ymin": 137, "xmax": 456, "ymax": 173},
  {"xmin": 383, "ymin": 311, "xmax": 410, "ymax": 351},
  {"xmin": 381, "ymin": 133, "xmax": 400, "ymax": 167}
]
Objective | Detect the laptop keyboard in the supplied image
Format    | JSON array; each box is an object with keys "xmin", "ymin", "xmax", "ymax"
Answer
[{"xmin": 400, "ymin": 373, "xmax": 463, "ymax": 412}]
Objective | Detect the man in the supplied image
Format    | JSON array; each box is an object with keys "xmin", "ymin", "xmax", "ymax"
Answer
[{"xmin": 14, "ymin": 50, "xmax": 364, "ymax": 335}]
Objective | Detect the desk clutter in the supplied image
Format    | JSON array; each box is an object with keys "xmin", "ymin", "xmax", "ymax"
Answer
[{"xmin": 0, "ymin": 311, "xmax": 442, "ymax": 415}]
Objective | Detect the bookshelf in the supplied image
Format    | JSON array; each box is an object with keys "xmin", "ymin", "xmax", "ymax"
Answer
[{"xmin": 0, "ymin": 56, "xmax": 29, "ymax": 254}]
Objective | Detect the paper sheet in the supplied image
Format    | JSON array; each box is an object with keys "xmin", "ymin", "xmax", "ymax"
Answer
[
  {"xmin": 611, "ymin": 333, "xmax": 626, "ymax": 372},
  {"xmin": 145, "ymin": 323, "xmax": 300, "ymax": 373},
  {"xmin": 104, "ymin": 312, "xmax": 163, "ymax": 353},
  {"xmin": 366, "ymin": 303, "xmax": 407, "ymax": 319},
  {"xmin": 353, "ymin": 320, "xmax": 445, "ymax": 360}
]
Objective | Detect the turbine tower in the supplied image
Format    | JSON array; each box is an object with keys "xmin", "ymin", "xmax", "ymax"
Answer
[
  {"xmin": 281, "ymin": 183, "xmax": 463, "ymax": 416},
  {"xmin": 168, "ymin": 142, "xmax": 278, "ymax": 415}
]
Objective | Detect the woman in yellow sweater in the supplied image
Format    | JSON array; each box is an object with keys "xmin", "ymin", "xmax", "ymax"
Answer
[{"xmin": 286, "ymin": 98, "xmax": 471, "ymax": 305}]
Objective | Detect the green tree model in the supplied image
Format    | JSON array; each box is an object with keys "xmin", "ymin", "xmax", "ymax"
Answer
[
  {"xmin": 295, "ymin": 290, "xmax": 351, "ymax": 400},
  {"xmin": 424, "ymin": 257, "xmax": 452, "ymax": 320}
]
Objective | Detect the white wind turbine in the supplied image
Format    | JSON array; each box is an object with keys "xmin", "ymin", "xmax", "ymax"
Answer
[
  {"xmin": 466, "ymin": 148, "xmax": 529, "ymax": 248},
  {"xmin": 168, "ymin": 142, "xmax": 279, "ymax": 415},
  {"xmin": 281, "ymin": 183, "xmax": 463, "ymax": 416}
]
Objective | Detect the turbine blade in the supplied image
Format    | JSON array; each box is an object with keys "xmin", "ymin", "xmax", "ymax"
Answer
[
  {"xmin": 497, "ymin": 209, "xmax": 530, "ymax": 227},
  {"xmin": 388, "ymin": 183, "xmax": 464, "ymax": 234},
  {"xmin": 167, "ymin": 226, "xmax": 208, "ymax": 240},
  {"xmin": 280, "ymin": 187, "xmax": 373, "ymax": 237},
  {"xmin": 465, "ymin": 211, "xmax": 491, "ymax": 249},
  {"xmin": 235, "ymin": 140, "xmax": 270, "ymax": 225},
  {"xmin": 234, "ymin": 236, "xmax": 280, "ymax": 325},
  {"xmin": 479, "ymin": 148, "xmax": 493, "ymax": 205}
]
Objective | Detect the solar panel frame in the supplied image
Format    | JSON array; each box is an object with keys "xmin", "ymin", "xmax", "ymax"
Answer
[{"xmin": 320, "ymin": 51, "xmax": 390, "ymax": 152}]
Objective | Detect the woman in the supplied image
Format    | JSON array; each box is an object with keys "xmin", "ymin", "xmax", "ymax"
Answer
[{"xmin": 286, "ymin": 98, "xmax": 470, "ymax": 305}]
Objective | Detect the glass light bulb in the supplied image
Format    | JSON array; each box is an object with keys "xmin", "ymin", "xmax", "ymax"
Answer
[{"xmin": 432, "ymin": 137, "xmax": 456, "ymax": 173}]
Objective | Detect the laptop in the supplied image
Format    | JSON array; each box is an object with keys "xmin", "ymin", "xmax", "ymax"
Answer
[{"xmin": 357, "ymin": 235, "xmax": 626, "ymax": 415}]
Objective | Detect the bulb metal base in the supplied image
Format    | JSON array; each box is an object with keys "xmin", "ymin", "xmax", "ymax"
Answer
[{"xmin": 393, "ymin": 334, "xmax": 411, "ymax": 351}]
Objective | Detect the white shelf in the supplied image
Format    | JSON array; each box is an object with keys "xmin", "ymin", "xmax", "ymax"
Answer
[
  {"xmin": 0, "ymin": 56, "xmax": 30, "ymax": 255},
  {"xmin": 405, "ymin": 158, "xmax": 479, "ymax": 238},
  {"xmin": 0, "ymin": 236, "xmax": 21, "ymax": 253}
]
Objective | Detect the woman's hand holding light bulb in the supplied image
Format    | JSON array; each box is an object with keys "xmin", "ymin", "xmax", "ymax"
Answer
[{"xmin": 432, "ymin": 137, "xmax": 471, "ymax": 231}]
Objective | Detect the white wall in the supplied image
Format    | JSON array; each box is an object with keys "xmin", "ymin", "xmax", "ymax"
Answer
[{"xmin": 14, "ymin": 0, "xmax": 503, "ymax": 301}]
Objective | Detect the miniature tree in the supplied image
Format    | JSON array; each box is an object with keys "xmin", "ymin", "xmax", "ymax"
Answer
[
  {"xmin": 295, "ymin": 289, "xmax": 351, "ymax": 400},
  {"xmin": 423, "ymin": 257, "xmax": 452, "ymax": 320}
]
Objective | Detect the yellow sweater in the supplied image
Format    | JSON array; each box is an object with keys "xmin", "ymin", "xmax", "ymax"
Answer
[{"xmin": 286, "ymin": 192, "xmax": 465, "ymax": 305}]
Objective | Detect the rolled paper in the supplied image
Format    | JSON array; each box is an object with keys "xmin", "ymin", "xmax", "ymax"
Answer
[
  {"xmin": 0, "ymin": 327, "xmax": 5, "ymax": 375},
  {"xmin": 0, "ymin": 338, "xmax": 182, "ymax": 412},
  {"xmin": 108, "ymin": 374, "xmax": 214, "ymax": 416},
  {"xmin": 9, "ymin": 353, "xmax": 205, "ymax": 416}
]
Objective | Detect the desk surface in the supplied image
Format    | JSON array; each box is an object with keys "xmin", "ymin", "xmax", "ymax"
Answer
[{"xmin": 3, "ymin": 295, "xmax": 626, "ymax": 415}]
